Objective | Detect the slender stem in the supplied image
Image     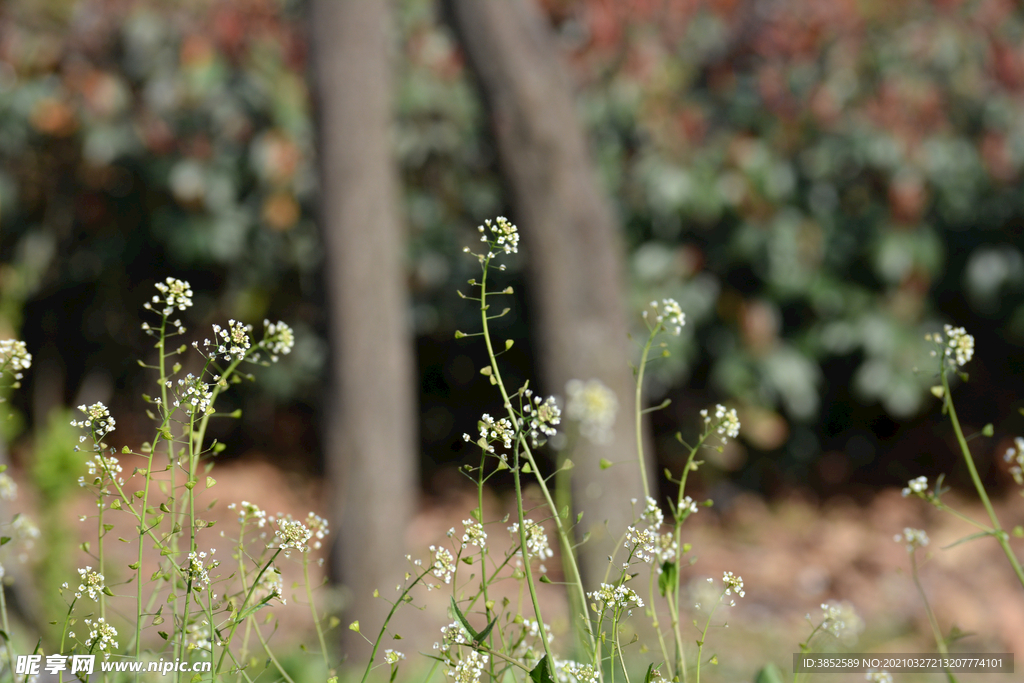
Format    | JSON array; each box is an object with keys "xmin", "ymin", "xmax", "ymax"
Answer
[
  {"xmin": 303, "ymin": 554, "xmax": 330, "ymax": 669},
  {"xmin": 358, "ymin": 567, "xmax": 431, "ymax": 683},
  {"xmin": 941, "ymin": 371, "xmax": 1024, "ymax": 589},
  {"xmin": 634, "ymin": 332, "xmax": 657, "ymax": 499},
  {"xmin": 910, "ymin": 552, "xmax": 958, "ymax": 683}
]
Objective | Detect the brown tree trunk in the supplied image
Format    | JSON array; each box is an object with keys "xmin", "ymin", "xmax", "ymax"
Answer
[
  {"xmin": 309, "ymin": 0, "xmax": 416, "ymax": 660},
  {"xmin": 445, "ymin": 0, "xmax": 655, "ymax": 587}
]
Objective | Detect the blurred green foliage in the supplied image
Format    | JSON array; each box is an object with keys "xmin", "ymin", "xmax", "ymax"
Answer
[{"xmin": 2, "ymin": 0, "xmax": 1024, "ymax": 488}]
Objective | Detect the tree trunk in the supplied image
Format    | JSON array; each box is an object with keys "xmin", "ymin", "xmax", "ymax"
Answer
[
  {"xmin": 309, "ymin": 0, "xmax": 416, "ymax": 660},
  {"xmin": 445, "ymin": 0, "xmax": 655, "ymax": 587}
]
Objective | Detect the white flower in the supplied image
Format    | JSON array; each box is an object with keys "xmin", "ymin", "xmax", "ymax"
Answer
[
  {"xmin": 0, "ymin": 474, "xmax": 17, "ymax": 501},
  {"xmin": 446, "ymin": 649, "xmax": 489, "ymax": 683},
  {"xmin": 942, "ymin": 324, "xmax": 974, "ymax": 367},
  {"xmin": 701, "ymin": 404, "xmax": 740, "ymax": 442},
  {"xmin": 522, "ymin": 390, "xmax": 561, "ymax": 446},
  {"xmin": 71, "ymin": 402, "xmax": 116, "ymax": 440},
  {"xmin": 208, "ymin": 319, "xmax": 253, "ymax": 362},
  {"xmin": 901, "ymin": 475, "xmax": 928, "ymax": 497},
  {"xmin": 625, "ymin": 526, "xmax": 657, "ymax": 563},
  {"xmin": 508, "ymin": 519, "xmax": 554, "ymax": 561},
  {"xmin": 563, "ymin": 662, "xmax": 599, "ymax": 683},
  {"xmin": 76, "ymin": 566, "xmax": 105, "ymax": 601},
  {"xmin": 84, "ymin": 617, "xmax": 119, "ymax": 657},
  {"xmin": 894, "ymin": 527, "xmax": 930, "ymax": 552},
  {"xmin": 152, "ymin": 277, "xmax": 194, "ymax": 314},
  {"xmin": 0, "ymin": 339, "xmax": 32, "ymax": 377},
  {"xmin": 232, "ymin": 501, "xmax": 268, "ymax": 527},
  {"xmin": 261, "ymin": 320, "xmax": 295, "ymax": 361},
  {"xmin": 641, "ymin": 496, "xmax": 664, "ymax": 528},
  {"xmin": 479, "ymin": 413, "xmax": 514, "ymax": 450},
  {"xmin": 651, "ymin": 298, "xmax": 686, "ymax": 335},
  {"xmin": 588, "ymin": 582, "xmax": 644, "ymax": 610},
  {"xmin": 722, "ymin": 571, "xmax": 745, "ymax": 597},
  {"xmin": 1004, "ymin": 437, "xmax": 1024, "ymax": 485},
  {"xmin": 430, "ymin": 545, "xmax": 456, "ymax": 584},
  {"xmin": 478, "ymin": 216, "xmax": 519, "ymax": 255},
  {"xmin": 820, "ymin": 600, "xmax": 864, "ymax": 642},
  {"xmin": 565, "ymin": 379, "xmax": 617, "ymax": 444},
  {"xmin": 433, "ymin": 621, "xmax": 468, "ymax": 654},
  {"xmin": 384, "ymin": 649, "xmax": 405, "ymax": 664},
  {"xmin": 461, "ymin": 519, "xmax": 487, "ymax": 549},
  {"xmin": 175, "ymin": 374, "xmax": 214, "ymax": 416},
  {"xmin": 273, "ymin": 516, "xmax": 313, "ymax": 553},
  {"xmin": 186, "ymin": 551, "xmax": 218, "ymax": 590}
]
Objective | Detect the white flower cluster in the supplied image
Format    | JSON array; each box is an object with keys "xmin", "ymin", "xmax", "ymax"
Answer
[
  {"xmin": 901, "ymin": 475, "xmax": 928, "ymax": 497},
  {"xmin": 261, "ymin": 319, "xmax": 295, "ymax": 361},
  {"xmin": 646, "ymin": 298, "xmax": 686, "ymax": 335},
  {"xmin": 186, "ymin": 550, "xmax": 218, "ymax": 590},
  {"xmin": 562, "ymin": 662, "xmax": 599, "ymax": 683},
  {"xmin": 820, "ymin": 600, "xmax": 864, "ymax": 641},
  {"xmin": 926, "ymin": 324, "xmax": 975, "ymax": 368},
  {"xmin": 508, "ymin": 519, "xmax": 554, "ymax": 562},
  {"xmin": 625, "ymin": 525, "xmax": 658, "ymax": 563},
  {"xmin": 433, "ymin": 621, "xmax": 468, "ymax": 654},
  {"xmin": 1004, "ymin": 437, "xmax": 1024, "ymax": 485},
  {"xmin": 522, "ymin": 389, "xmax": 560, "ymax": 446},
  {"xmin": 588, "ymin": 582, "xmax": 644, "ymax": 611},
  {"xmin": 466, "ymin": 413, "xmax": 515, "ymax": 453},
  {"xmin": 76, "ymin": 566, "xmax": 105, "ymax": 601},
  {"xmin": 447, "ymin": 649, "xmax": 489, "ymax": 683},
  {"xmin": 0, "ymin": 474, "xmax": 17, "ymax": 501},
  {"xmin": 894, "ymin": 527, "xmax": 930, "ymax": 552},
  {"xmin": 0, "ymin": 339, "xmax": 32, "ymax": 379},
  {"xmin": 209, "ymin": 319, "xmax": 253, "ymax": 362},
  {"xmin": 700, "ymin": 404, "xmax": 741, "ymax": 443},
  {"xmin": 229, "ymin": 501, "xmax": 268, "ymax": 528},
  {"xmin": 82, "ymin": 453, "xmax": 124, "ymax": 487},
  {"xmin": 461, "ymin": 519, "xmax": 487, "ymax": 549},
  {"xmin": 430, "ymin": 545, "xmax": 456, "ymax": 584},
  {"xmin": 722, "ymin": 571, "xmax": 745, "ymax": 597},
  {"xmin": 565, "ymin": 378, "xmax": 617, "ymax": 445},
  {"xmin": 305, "ymin": 512, "xmax": 329, "ymax": 550},
  {"xmin": 384, "ymin": 649, "xmax": 405, "ymax": 664},
  {"xmin": 273, "ymin": 516, "xmax": 313, "ymax": 553},
  {"xmin": 254, "ymin": 567, "xmax": 284, "ymax": 604},
  {"xmin": 72, "ymin": 402, "xmax": 116, "ymax": 441},
  {"xmin": 84, "ymin": 617, "xmax": 119, "ymax": 657},
  {"xmin": 478, "ymin": 216, "xmax": 519, "ymax": 255},
  {"xmin": 145, "ymin": 277, "xmax": 194, "ymax": 316},
  {"xmin": 185, "ymin": 621, "xmax": 213, "ymax": 652},
  {"xmin": 170, "ymin": 373, "xmax": 214, "ymax": 416}
]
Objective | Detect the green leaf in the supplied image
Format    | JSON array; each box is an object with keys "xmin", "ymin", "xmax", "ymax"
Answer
[
  {"xmin": 157, "ymin": 631, "xmax": 168, "ymax": 640},
  {"xmin": 599, "ymin": 458, "xmax": 613, "ymax": 470},
  {"xmin": 754, "ymin": 662, "xmax": 784, "ymax": 683},
  {"xmin": 643, "ymin": 664, "xmax": 655, "ymax": 683},
  {"xmin": 476, "ymin": 617, "xmax": 498, "ymax": 644},
  {"xmin": 529, "ymin": 658, "xmax": 557, "ymax": 683},
  {"xmin": 0, "ymin": 537, "xmax": 10, "ymax": 547},
  {"xmin": 658, "ymin": 561, "xmax": 678, "ymax": 597},
  {"xmin": 941, "ymin": 530, "xmax": 993, "ymax": 550},
  {"xmin": 450, "ymin": 597, "xmax": 480, "ymax": 641}
]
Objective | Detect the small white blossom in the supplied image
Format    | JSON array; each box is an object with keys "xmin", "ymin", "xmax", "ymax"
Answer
[
  {"xmin": 461, "ymin": 519, "xmax": 487, "ymax": 549},
  {"xmin": 384, "ymin": 649, "xmax": 405, "ymax": 664},
  {"xmin": 522, "ymin": 389, "xmax": 561, "ymax": 446},
  {"xmin": 479, "ymin": 413, "xmax": 514, "ymax": 450},
  {"xmin": 894, "ymin": 527, "xmax": 930, "ymax": 552},
  {"xmin": 273, "ymin": 516, "xmax": 313, "ymax": 553},
  {"xmin": 722, "ymin": 571, "xmax": 745, "ymax": 597},
  {"xmin": 152, "ymin": 277, "xmax": 194, "ymax": 314},
  {"xmin": 478, "ymin": 216, "xmax": 519, "ymax": 255},
  {"xmin": 305, "ymin": 512, "xmax": 329, "ymax": 550},
  {"xmin": 433, "ymin": 621, "xmax": 468, "ymax": 654},
  {"xmin": 71, "ymin": 402, "xmax": 116, "ymax": 441},
  {"xmin": 509, "ymin": 519, "xmax": 554, "ymax": 562},
  {"xmin": 651, "ymin": 298, "xmax": 686, "ymax": 335},
  {"xmin": 701, "ymin": 404, "xmax": 740, "ymax": 442},
  {"xmin": 820, "ymin": 600, "xmax": 864, "ymax": 642},
  {"xmin": 565, "ymin": 379, "xmax": 617, "ymax": 444},
  {"xmin": 563, "ymin": 662, "xmax": 599, "ymax": 683},
  {"xmin": 942, "ymin": 324, "xmax": 974, "ymax": 367},
  {"xmin": 625, "ymin": 526, "xmax": 657, "ymax": 563},
  {"xmin": 261, "ymin": 320, "xmax": 295, "ymax": 361},
  {"xmin": 901, "ymin": 475, "xmax": 928, "ymax": 497},
  {"xmin": 588, "ymin": 582, "xmax": 644, "ymax": 611},
  {"xmin": 446, "ymin": 649, "xmax": 489, "ymax": 683},
  {"xmin": 84, "ymin": 617, "xmax": 119, "ymax": 658},
  {"xmin": 0, "ymin": 339, "xmax": 32, "ymax": 379},
  {"xmin": 641, "ymin": 496, "xmax": 664, "ymax": 528},
  {"xmin": 1004, "ymin": 437, "xmax": 1024, "ymax": 485},
  {"xmin": 76, "ymin": 566, "xmax": 106, "ymax": 601},
  {"xmin": 430, "ymin": 545, "xmax": 456, "ymax": 584},
  {"xmin": 0, "ymin": 474, "xmax": 17, "ymax": 501}
]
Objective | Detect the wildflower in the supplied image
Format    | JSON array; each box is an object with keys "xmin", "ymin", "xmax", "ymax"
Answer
[
  {"xmin": 901, "ymin": 475, "xmax": 928, "ymax": 497},
  {"xmin": 185, "ymin": 621, "xmax": 213, "ymax": 652},
  {"xmin": 230, "ymin": 501, "xmax": 268, "ymax": 528},
  {"xmin": 273, "ymin": 516, "xmax": 313, "ymax": 553},
  {"xmin": 206, "ymin": 319, "xmax": 253, "ymax": 362},
  {"xmin": 12, "ymin": 515, "xmax": 39, "ymax": 545},
  {"xmin": 866, "ymin": 671, "xmax": 892, "ymax": 683},
  {"xmin": 894, "ymin": 527, "xmax": 930, "ymax": 552},
  {"xmin": 84, "ymin": 453, "xmax": 124, "ymax": 487},
  {"xmin": 71, "ymin": 402, "xmax": 116, "ymax": 441},
  {"xmin": 262, "ymin": 320, "xmax": 295, "ymax": 361},
  {"xmin": 651, "ymin": 298, "xmax": 686, "ymax": 335},
  {"xmin": 430, "ymin": 545, "xmax": 456, "ymax": 584},
  {"xmin": 186, "ymin": 551, "xmax": 217, "ymax": 590},
  {"xmin": 701, "ymin": 404, "xmax": 741, "ymax": 443},
  {"xmin": 174, "ymin": 374, "xmax": 214, "ymax": 416},
  {"xmin": 384, "ymin": 649, "xmax": 405, "ymax": 664},
  {"xmin": 84, "ymin": 617, "xmax": 119, "ymax": 657},
  {"xmin": 508, "ymin": 519, "xmax": 554, "ymax": 561},
  {"xmin": 433, "ymin": 621, "xmax": 468, "ymax": 654},
  {"xmin": 640, "ymin": 496, "xmax": 664, "ymax": 528},
  {"xmin": 0, "ymin": 339, "xmax": 32, "ymax": 379},
  {"xmin": 461, "ymin": 519, "xmax": 487, "ymax": 549},
  {"xmin": 305, "ymin": 512, "xmax": 330, "ymax": 550},
  {"xmin": 563, "ymin": 662, "xmax": 599, "ymax": 683},
  {"xmin": 942, "ymin": 324, "xmax": 974, "ymax": 367},
  {"xmin": 653, "ymin": 533, "xmax": 678, "ymax": 564},
  {"xmin": 588, "ymin": 582, "xmax": 644, "ymax": 611},
  {"xmin": 0, "ymin": 474, "xmax": 17, "ymax": 501},
  {"xmin": 478, "ymin": 216, "xmax": 519, "ymax": 255},
  {"xmin": 722, "ymin": 571, "xmax": 745, "ymax": 597},
  {"xmin": 479, "ymin": 414, "xmax": 514, "ymax": 450},
  {"xmin": 76, "ymin": 566, "xmax": 105, "ymax": 601},
  {"xmin": 679, "ymin": 496, "xmax": 698, "ymax": 516},
  {"xmin": 149, "ymin": 277, "xmax": 194, "ymax": 314},
  {"xmin": 522, "ymin": 390, "xmax": 561, "ymax": 446},
  {"xmin": 820, "ymin": 600, "xmax": 864, "ymax": 642},
  {"xmin": 565, "ymin": 378, "xmax": 617, "ymax": 444},
  {"xmin": 447, "ymin": 649, "xmax": 489, "ymax": 683},
  {"xmin": 1004, "ymin": 437, "xmax": 1024, "ymax": 485},
  {"xmin": 625, "ymin": 526, "xmax": 657, "ymax": 563},
  {"xmin": 254, "ymin": 567, "xmax": 284, "ymax": 604}
]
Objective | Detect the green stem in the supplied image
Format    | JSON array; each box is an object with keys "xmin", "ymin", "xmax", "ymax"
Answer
[
  {"xmin": 634, "ymin": 331, "xmax": 658, "ymax": 499},
  {"xmin": 910, "ymin": 552, "xmax": 958, "ymax": 683},
  {"xmin": 358, "ymin": 567, "xmax": 431, "ymax": 683},
  {"xmin": 941, "ymin": 371, "xmax": 1024, "ymax": 589},
  {"xmin": 303, "ymin": 554, "xmax": 330, "ymax": 669}
]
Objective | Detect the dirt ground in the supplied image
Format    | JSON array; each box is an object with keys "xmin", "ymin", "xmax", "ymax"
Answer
[{"xmin": 6, "ymin": 458, "xmax": 1023, "ymax": 682}]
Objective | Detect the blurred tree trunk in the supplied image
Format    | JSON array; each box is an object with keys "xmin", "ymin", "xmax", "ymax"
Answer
[
  {"xmin": 445, "ymin": 0, "xmax": 654, "ymax": 586},
  {"xmin": 309, "ymin": 0, "xmax": 416, "ymax": 659}
]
